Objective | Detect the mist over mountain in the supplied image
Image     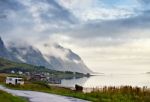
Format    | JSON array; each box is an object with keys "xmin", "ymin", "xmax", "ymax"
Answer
[
  {"xmin": 0, "ymin": 37, "xmax": 12, "ymax": 59},
  {"xmin": 0, "ymin": 37, "xmax": 91, "ymax": 73},
  {"xmin": 41, "ymin": 43, "xmax": 91, "ymax": 73}
]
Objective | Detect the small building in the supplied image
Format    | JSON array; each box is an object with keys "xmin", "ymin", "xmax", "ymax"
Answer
[
  {"xmin": 11, "ymin": 70, "xmax": 15, "ymax": 74},
  {"xmin": 6, "ymin": 77, "xmax": 24, "ymax": 85},
  {"xmin": 31, "ymin": 74, "xmax": 47, "ymax": 81},
  {"xmin": 18, "ymin": 71, "xmax": 23, "ymax": 75},
  {"xmin": 48, "ymin": 77, "xmax": 61, "ymax": 84}
]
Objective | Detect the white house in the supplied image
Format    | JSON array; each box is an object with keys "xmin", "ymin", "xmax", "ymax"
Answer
[
  {"xmin": 18, "ymin": 71, "xmax": 23, "ymax": 75},
  {"xmin": 11, "ymin": 70, "xmax": 15, "ymax": 74},
  {"xmin": 6, "ymin": 77, "xmax": 24, "ymax": 85}
]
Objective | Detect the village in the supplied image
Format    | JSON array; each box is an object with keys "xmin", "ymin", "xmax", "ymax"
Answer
[
  {"xmin": 4, "ymin": 69, "xmax": 90, "ymax": 86},
  {"xmin": 4, "ymin": 69, "xmax": 86, "ymax": 92}
]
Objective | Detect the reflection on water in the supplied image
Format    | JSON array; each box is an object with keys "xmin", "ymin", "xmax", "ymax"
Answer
[
  {"xmin": 61, "ymin": 74, "xmax": 150, "ymax": 88},
  {"xmin": 61, "ymin": 77, "xmax": 88, "ymax": 87}
]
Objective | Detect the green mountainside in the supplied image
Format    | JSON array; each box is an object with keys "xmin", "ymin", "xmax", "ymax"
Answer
[
  {"xmin": 0, "ymin": 57, "xmax": 88, "ymax": 79},
  {"xmin": 0, "ymin": 57, "xmax": 50, "ymax": 73}
]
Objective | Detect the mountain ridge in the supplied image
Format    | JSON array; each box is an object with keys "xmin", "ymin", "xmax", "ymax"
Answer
[{"xmin": 0, "ymin": 37, "xmax": 92, "ymax": 74}]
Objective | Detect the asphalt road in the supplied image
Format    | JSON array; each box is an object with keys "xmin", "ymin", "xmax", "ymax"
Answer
[{"xmin": 0, "ymin": 85, "xmax": 89, "ymax": 102}]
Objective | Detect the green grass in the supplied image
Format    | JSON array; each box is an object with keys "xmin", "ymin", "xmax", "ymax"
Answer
[
  {"xmin": 0, "ymin": 90, "xmax": 27, "ymax": 102},
  {"xmin": 4, "ymin": 82, "xmax": 150, "ymax": 102},
  {"xmin": 0, "ymin": 57, "xmax": 58, "ymax": 73}
]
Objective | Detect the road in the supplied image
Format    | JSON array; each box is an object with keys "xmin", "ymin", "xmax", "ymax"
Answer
[{"xmin": 0, "ymin": 85, "xmax": 89, "ymax": 102}]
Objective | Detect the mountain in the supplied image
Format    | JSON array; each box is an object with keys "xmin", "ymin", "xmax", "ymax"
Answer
[
  {"xmin": 0, "ymin": 37, "xmax": 92, "ymax": 74},
  {"xmin": 0, "ymin": 37, "xmax": 12, "ymax": 59},
  {"xmin": 42, "ymin": 44, "xmax": 92, "ymax": 73},
  {"xmin": 0, "ymin": 57, "xmax": 43, "ymax": 73},
  {"xmin": 7, "ymin": 44, "xmax": 51, "ymax": 67},
  {"xmin": 0, "ymin": 57, "xmax": 88, "ymax": 79}
]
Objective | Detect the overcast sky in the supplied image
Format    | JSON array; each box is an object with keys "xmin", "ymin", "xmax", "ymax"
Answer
[{"xmin": 1, "ymin": 0, "xmax": 150, "ymax": 74}]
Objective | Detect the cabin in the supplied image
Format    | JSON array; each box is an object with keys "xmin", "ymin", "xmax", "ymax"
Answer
[{"xmin": 6, "ymin": 77, "xmax": 24, "ymax": 85}]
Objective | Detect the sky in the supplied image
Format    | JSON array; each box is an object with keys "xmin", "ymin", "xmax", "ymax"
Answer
[{"xmin": 1, "ymin": 0, "xmax": 150, "ymax": 74}]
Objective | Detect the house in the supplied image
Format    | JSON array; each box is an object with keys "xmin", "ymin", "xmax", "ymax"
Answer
[
  {"xmin": 48, "ymin": 77, "xmax": 61, "ymax": 84},
  {"xmin": 6, "ymin": 77, "xmax": 24, "ymax": 85},
  {"xmin": 11, "ymin": 70, "xmax": 15, "ymax": 74},
  {"xmin": 31, "ymin": 74, "xmax": 47, "ymax": 81},
  {"xmin": 18, "ymin": 71, "xmax": 23, "ymax": 75}
]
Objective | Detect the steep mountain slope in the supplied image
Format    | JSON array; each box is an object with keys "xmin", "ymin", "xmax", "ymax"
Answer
[
  {"xmin": 42, "ymin": 44, "xmax": 92, "ymax": 73},
  {"xmin": 0, "ymin": 37, "xmax": 12, "ymax": 59},
  {"xmin": 7, "ymin": 44, "xmax": 51, "ymax": 68},
  {"xmin": 0, "ymin": 37, "xmax": 92, "ymax": 73}
]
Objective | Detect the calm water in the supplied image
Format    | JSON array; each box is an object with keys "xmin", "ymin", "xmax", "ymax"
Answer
[{"xmin": 61, "ymin": 73, "xmax": 150, "ymax": 88}]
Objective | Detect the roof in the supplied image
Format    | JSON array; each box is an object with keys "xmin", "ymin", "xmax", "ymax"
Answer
[{"xmin": 6, "ymin": 77, "xmax": 23, "ymax": 79}]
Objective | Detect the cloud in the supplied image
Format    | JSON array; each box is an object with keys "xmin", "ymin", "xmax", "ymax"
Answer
[
  {"xmin": 58, "ymin": 0, "xmax": 139, "ymax": 21},
  {"xmin": 59, "ymin": 9, "xmax": 150, "ymax": 41},
  {"xmin": 138, "ymin": 0, "xmax": 150, "ymax": 4},
  {"xmin": 137, "ymin": 0, "xmax": 150, "ymax": 10},
  {"xmin": 1, "ymin": 0, "xmax": 150, "ymax": 73},
  {"xmin": 0, "ymin": 0, "xmax": 77, "ymax": 40},
  {"xmin": 1, "ymin": 0, "xmax": 146, "ymax": 40}
]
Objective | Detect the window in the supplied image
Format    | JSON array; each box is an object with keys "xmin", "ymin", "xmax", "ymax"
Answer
[
  {"xmin": 8, "ymin": 78, "xmax": 12, "ymax": 81},
  {"xmin": 18, "ymin": 79, "xmax": 23, "ymax": 81}
]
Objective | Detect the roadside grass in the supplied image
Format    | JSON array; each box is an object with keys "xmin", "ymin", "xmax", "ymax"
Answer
[
  {"xmin": 0, "ymin": 90, "xmax": 27, "ymax": 102},
  {"xmin": 4, "ymin": 82, "xmax": 150, "ymax": 102}
]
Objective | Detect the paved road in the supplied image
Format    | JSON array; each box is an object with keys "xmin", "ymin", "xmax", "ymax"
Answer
[{"xmin": 0, "ymin": 85, "xmax": 89, "ymax": 102}]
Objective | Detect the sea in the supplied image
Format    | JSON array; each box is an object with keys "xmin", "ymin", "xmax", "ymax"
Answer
[{"xmin": 60, "ymin": 73, "xmax": 150, "ymax": 88}]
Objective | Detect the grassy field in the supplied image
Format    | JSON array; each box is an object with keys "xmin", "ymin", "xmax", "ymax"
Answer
[
  {"xmin": 4, "ymin": 82, "xmax": 150, "ymax": 102},
  {"xmin": 0, "ymin": 90, "xmax": 27, "ymax": 102}
]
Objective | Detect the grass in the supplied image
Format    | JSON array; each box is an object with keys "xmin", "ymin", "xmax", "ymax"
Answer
[
  {"xmin": 4, "ymin": 82, "xmax": 150, "ymax": 102},
  {"xmin": 86, "ymin": 86, "xmax": 150, "ymax": 102},
  {"xmin": 0, "ymin": 90, "xmax": 27, "ymax": 102}
]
